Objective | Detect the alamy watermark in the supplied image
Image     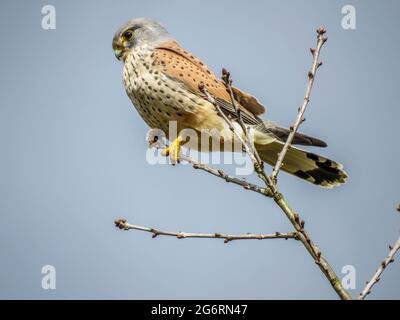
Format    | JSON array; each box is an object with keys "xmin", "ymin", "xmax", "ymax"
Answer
[
  {"xmin": 341, "ymin": 5, "xmax": 356, "ymax": 30},
  {"xmin": 145, "ymin": 121, "xmax": 254, "ymax": 176},
  {"xmin": 41, "ymin": 265, "xmax": 56, "ymax": 290},
  {"xmin": 41, "ymin": 5, "xmax": 56, "ymax": 30},
  {"xmin": 341, "ymin": 265, "xmax": 356, "ymax": 290}
]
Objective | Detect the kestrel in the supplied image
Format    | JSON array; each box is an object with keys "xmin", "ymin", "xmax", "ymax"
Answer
[{"xmin": 112, "ymin": 18, "xmax": 347, "ymax": 188}]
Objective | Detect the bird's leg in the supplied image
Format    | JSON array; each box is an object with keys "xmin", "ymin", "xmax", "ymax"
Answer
[{"xmin": 161, "ymin": 136, "xmax": 184, "ymax": 165}]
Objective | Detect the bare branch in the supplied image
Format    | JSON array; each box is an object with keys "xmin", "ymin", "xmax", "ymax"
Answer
[
  {"xmin": 271, "ymin": 27, "xmax": 328, "ymax": 180},
  {"xmin": 199, "ymin": 83, "xmax": 274, "ymax": 192},
  {"xmin": 114, "ymin": 219, "xmax": 298, "ymax": 243},
  {"xmin": 199, "ymin": 83, "xmax": 258, "ymax": 163},
  {"xmin": 358, "ymin": 237, "xmax": 400, "ymax": 300},
  {"xmin": 146, "ymin": 131, "xmax": 272, "ymax": 197},
  {"xmin": 179, "ymin": 154, "xmax": 273, "ymax": 197},
  {"xmin": 221, "ymin": 68, "xmax": 248, "ymax": 140},
  {"xmin": 358, "ymin": 207, "xmax": 400, "ymax": 299},
  {"xmin": 206, "ymin": 27, "xmax": 351, "ymax": 300}
]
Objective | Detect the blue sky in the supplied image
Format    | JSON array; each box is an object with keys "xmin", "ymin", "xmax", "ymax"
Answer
[{"xmin": 0, "ymin": 0, "xmax": 399, "ymax": 299}]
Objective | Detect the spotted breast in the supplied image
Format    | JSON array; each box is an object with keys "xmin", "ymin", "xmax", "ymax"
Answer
[{"xmin": 122, "ymin": 43, "xmax": 224, "ymax": 138}]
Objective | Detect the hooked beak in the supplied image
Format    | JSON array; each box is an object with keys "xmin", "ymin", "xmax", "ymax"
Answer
[
  {"xmin": 114, "ymin": 48, "xmax": 123, "ymax": 60},
  {"xmin": 113, "ymin": 41, "xmax": 124, "ymax": 61}
]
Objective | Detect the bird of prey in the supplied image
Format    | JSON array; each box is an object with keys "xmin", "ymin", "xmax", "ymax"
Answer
[{"xmin": 112, "ymin": 18, "xmax": 347, "ymax": 188}]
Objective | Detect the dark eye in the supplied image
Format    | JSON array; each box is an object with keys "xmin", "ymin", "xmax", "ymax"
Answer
[{"xmin": 122, "ymin": 30, "xmax": 133, "ymax": 41}]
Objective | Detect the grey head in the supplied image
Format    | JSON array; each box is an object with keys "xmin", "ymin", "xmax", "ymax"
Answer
[{"xmin": 112, "ymin": 18, "xmax": 172, "ymax": 61}]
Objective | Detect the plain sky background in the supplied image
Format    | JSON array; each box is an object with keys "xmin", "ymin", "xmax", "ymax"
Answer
[{"xmin": 0, "ymin": 0, "xmax": 399, "ymax": 299}]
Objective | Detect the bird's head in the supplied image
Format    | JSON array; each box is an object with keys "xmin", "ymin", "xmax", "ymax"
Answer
[{"xmin": 112, "ymin": 18, "xmax": 171, "ymax": 61}]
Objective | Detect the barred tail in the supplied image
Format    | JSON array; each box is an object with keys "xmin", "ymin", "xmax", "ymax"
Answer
[{"xmin": 256, "ymin": 141, "xmax": 348, "ymax": 188}]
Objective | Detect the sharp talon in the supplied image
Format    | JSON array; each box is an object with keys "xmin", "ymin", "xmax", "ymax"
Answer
[
  {"xmin": 161, "ymin": 147, "xmax": 170, "ymax": 157},
  {"xmin": 162, "ymin": 137, "xmax": 182, "ymax": 165}
]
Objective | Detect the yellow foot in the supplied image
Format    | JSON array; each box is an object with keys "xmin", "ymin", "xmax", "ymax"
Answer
[{"xmin": 161, "ymin": 137, "xmax": 182, "ymax": 165}]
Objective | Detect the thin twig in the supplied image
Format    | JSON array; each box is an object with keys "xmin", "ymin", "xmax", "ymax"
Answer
[
  {"xmin": 358, "ymin": 207, "xmax": 400, "ymax": 299},
  {"xmin": 179, "ymin": 154, "xmax": 273, "ymax": 197},
  {"xmin": 114, "ymin": 219, "xmax": 298, "ymax": 243},
  {"xmin": 271, "ymin": 27, "xmax": 327, "ymax": 180},
  {"xmin": 199, "ymin": 83, "xmax": 274, "ymax": 194},
  {"xmin": 199, "ymin": 84, "xmax": 258, "ymax": 164},
  {"xmin": 358, "ymin": 236, "xmax": 400, "ymax": 299},
  {"xmin": 221, "ymin": 69, "xmax": 265, "ymax": 167},
  {"xmin": 221, "ymin": 68, "xmax": 248, "ymax": 139},
  {"xmin": 146, "ymin": 130, "xmax": 272, "ymax": 197}
]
